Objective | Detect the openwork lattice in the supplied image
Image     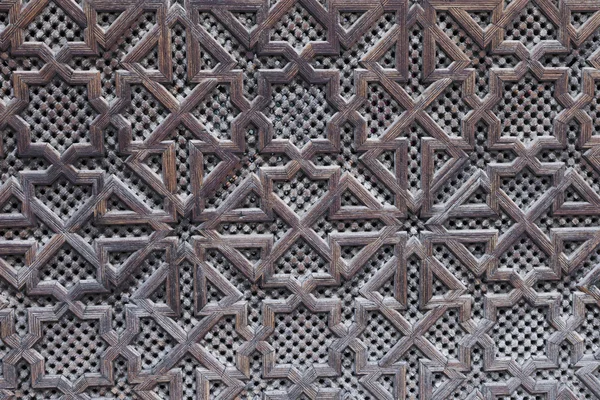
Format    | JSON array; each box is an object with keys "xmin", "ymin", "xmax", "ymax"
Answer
[{"xmin": 1, "ymin": 0, "xmax": 600, "ymax": 399}]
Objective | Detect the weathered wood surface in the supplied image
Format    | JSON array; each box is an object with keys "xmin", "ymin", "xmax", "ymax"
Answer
[{"xmin": 0, "ymin": 0, "xmax": 599, "ymax": 398}]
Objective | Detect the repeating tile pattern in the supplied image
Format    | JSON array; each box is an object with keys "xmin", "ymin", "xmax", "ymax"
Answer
[{"xmin": 0, "ymin": 0, "xmax": 600, "ymax": 399}]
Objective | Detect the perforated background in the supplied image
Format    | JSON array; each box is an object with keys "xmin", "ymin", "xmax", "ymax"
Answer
[{"xmin": 1, "ymin": 0, "xmax": 600, "ymax": 399}]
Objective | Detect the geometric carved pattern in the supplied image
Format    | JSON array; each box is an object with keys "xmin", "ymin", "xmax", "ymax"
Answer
[{"xmin": 0, "ymin": 0, "xmax": 600, "ymax": 399}]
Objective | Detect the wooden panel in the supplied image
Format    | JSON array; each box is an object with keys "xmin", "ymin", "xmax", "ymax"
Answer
[{"xmin": 0, "ymin": 0, "xmax": 599, "ymax": 398}]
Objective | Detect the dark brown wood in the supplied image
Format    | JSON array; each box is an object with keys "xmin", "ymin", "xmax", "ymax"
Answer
[{"xmin": 0, "ymin": 0, "xmax": 599, "ymax": 399}]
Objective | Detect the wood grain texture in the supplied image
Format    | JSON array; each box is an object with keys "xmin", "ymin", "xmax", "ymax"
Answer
[{"xmin": 0, "ymin": 0, "xmax": 600, "ymax": 399}]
